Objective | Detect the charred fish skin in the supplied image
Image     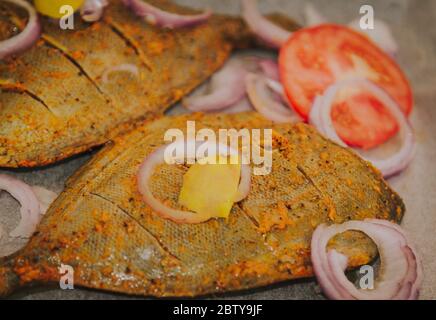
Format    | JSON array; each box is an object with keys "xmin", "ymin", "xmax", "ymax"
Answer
[
  {"xmin": 0, "ymin": 0, "xmax": 298, "ymax": 168},
  {"xmin": 0, "ymin": 113, "xmax": 404, "ymax": 298}
]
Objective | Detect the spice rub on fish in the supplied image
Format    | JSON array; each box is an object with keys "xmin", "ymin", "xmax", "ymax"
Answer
[
  {"xmin": 0, "ymin": 112, "xmax": 404, "ymax": 297},
  {"xmin": 0, "ymin": 0, "xmax": 298, "ymax": 168}
]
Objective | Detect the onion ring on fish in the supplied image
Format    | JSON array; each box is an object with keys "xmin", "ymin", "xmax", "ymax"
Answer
[
  {"xmin": 0, "ymin": 0, "xmax": 41, "ymax": 60},
  {"xmin": 0, "ymin": 174, "xmax": 41, "ymax": 238},
  {"xmin": 309, "ymin": 78, "xmax": 415, "ymax": 177},
  {"xmin": 31, "ymin": 186, "xmax": 58, "ymax": 215},
  {"xmin": 246, "ymin": 73, "xmax": 300, "ymax": 123},
  {"xmin": 101, "ymin": 63, "xmax": 139, "ymax": 83},
  {"xmin": 123, "ymin": 0, "xmax": 211, "ymax": 29},
  {"xmin": 137, "ymin": 140, "xmax": 251, "ymax": 223},
  {"xmin": 80, "ymin": 0, "xmax": 108, "ymax": 22},
  {"xmin": 241, "ymin": 0, "xmax": 291, "ymax": 48},
  {"xmin": 311, "ymin": 219, "xmax": 422, "ymax": 300}
]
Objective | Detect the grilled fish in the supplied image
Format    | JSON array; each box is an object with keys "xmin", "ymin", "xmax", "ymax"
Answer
[
  {"xmin": 0, "ymin": 0, "xmax": 298, "ymax": 168},
  {"xmin": 0, "ymin": 112, "xmax": 404, "ymax": 297}
]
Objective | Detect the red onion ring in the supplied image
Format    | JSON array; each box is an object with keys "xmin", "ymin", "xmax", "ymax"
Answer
[
  {"xmin": 183, "ymin": 59, "xmax": 249, "ymax": 112},
  {"xmin": 137, "ymin": 140, "xmax": 251, "ymax": 224},
  {"xmin": 0, "ymin": 0, "xmax": 41, "ymax": 60},
  {"xmin": 0, "ymin": 174, "xmax": 41, "ymax": 238},
  {"xmin": 31, "ymin": 186, "xmax": 58, "ymax": 216},
  {"xmin": 365, "ymin": 219, "xmax": 423, "ymax": 299},
  {"xmin": 308, "ymin": 78, "xmax": 415, "ymax": 177},
  {"xmin": 258, "ymin": 58, "xmax": 280, "ymax": 81},
  {"xmin": 101, "ymin": 63, "xmax": 139, "ymax": 83},
  {"xmin": 241, "ymin": 0, "xmax": 292, "ymax": 49},
  {"xmin": 123, "ymin": 0, "xmax": 211, "ymax": 29},
  {"xmin": 222, "ymin": 98, "xmax": 253, "ymax": 114},
  {"xmin": 183, "ymin": 56, "xmax": 287, "ymax": 114},
  {"xmin": 246, "ymin": 73, "xmax": 300, "ymax": 123},
  {"xmin": 265, "ymin": 77, "xmax": 288, "ymax": 102},
  {"xmin": 311, "ymin": 219, "xmax": 422, "ymax": 300},
  {"xmin": 80, "ymin": 0, "xmax": 108, "ymax": 22}
]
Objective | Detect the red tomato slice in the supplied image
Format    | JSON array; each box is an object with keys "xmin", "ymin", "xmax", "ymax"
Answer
[
  {"xmin": 331, "ymin": 84, "xmax": 399, "ymax": 148},
  {"xmin": 279, "ymin": 24, "xmax": 413, "ymax": 149}
]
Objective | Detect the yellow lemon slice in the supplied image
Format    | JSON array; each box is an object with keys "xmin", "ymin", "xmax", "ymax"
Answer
[
  {"xmin": 178, "ymin": 155, "xmax": 241, "ymax": 219},
  {"xmin": 34, "ymin": 0, "xmax": 85, "ymax": 19}
]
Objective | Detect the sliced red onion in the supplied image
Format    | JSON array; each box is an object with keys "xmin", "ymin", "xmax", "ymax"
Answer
[
  {"xmin": 137, "ymin": 140, "xmax": 251, "ymax": 224},
  {"xmin": 308, "ymin": 95, "xmax": 323, "ymax": 131},
  {"xmin": 123, "ymin": 0, "xmax": 211, "ymax": 29},
  {"xmin": 249, "ymin": 58, "xmax": 290, "ymax": 105},
  {"xmin": 101, "ymin": 63, "xmax": 139, "ymax": 83},
  {"xmin": 222, "ymin": 98, "xmax": 253, "ymax": 114},
  {"xmin": 183, "ymin": 56, "xmax": 287, "ymax": 114},
  {"xmin": 0, "ymin": 0, "xmax": 41, "ymax": 60},
  {"xmin": 258, "ymin": 58, "xmax": 280, "ymax": 81},
  {"xmin": 0, "ymin": 174, "xmax": 41, "ymax": 238},
  {"xmin": 265, "ymin": 78, "xmax": 287, "ymax": 100},
  {"xmin": 80, "ymin": 0, "xmax": 109, "ymax": 22},
  {"xmin": 246, "ymin": 73, "xmax": 300, "ymax": 123},
  {"xmin": 241, "ymin": 0, "xmax": 292, "ymax": 48},
  {"xmin": 311, "ymin": 219, "xmax": 422, "ymax": 300},
  {"xmin": 183, "ymin": 58, "xmax": 248, "ymax": 112},
  {"xmin": 348, "ymin": 19, "xmax": 398, "ymax": 57},
  {"xmin": 31, "ymin": 186, "xmax": 58, "ymax": 215},
  {"xmin": 304, "ymin": 3, "xmax": 328, "ymax": 26},
  {"xmin": 264, "ymin": 78, "xmax": 302, "ymax": 117},
  {"xmin": 308, "ymin": 78, "xmax": 415, "ymax": 177},
  {"xmin": 365, "ymin": 219, "xmax": 423, "ymax": 299}
]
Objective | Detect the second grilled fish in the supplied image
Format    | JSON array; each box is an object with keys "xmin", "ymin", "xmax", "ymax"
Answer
[{"xmin": 0, "ymin": 0, "xmax": 298, "ymax": 167}]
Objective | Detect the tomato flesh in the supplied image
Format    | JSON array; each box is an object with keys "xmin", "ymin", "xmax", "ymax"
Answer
[
  {"xmin": 331, "ymin": 85, "xmax": 399, "ymax": 149},
  {"xmin": 279, "ymin": 24, "xmax": 413, "ymax": 149}
]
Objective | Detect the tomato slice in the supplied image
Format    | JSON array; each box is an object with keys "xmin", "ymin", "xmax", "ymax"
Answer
[
  {"xmin": 331, "ymin": 83, "xmax": 399, "ymax": 148},
  {"xmin": 279, "ymin": 24, "xmax": 413, "ymax": 149}
]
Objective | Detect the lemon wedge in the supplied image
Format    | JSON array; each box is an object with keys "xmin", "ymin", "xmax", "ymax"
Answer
[
  {"xmin": 178, "ymin": 156, "xmax": 241, "ymax": 219},
  {"xmin": 34, "ymin": 0, "xmax": 85, "ymax": 18}
]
